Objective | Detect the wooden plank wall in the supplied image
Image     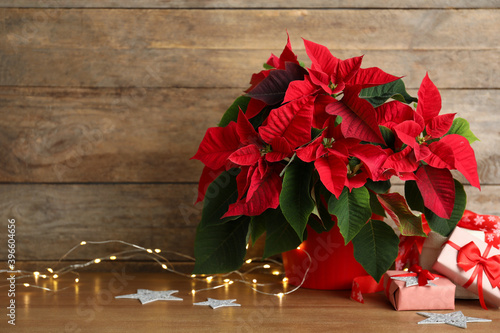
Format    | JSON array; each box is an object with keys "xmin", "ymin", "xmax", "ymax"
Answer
[{"xmin": 0, "ymin": 1, "xmax": 499, "ymax": 266}]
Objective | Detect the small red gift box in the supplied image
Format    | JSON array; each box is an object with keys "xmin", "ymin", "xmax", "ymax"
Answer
[
  {"xmin": 433, "ymin": 226, "xmax": 500, "ymax": 309},
  {"xmin": 383, "ymin": 269, "xmax": 456, "ymax": 311}
]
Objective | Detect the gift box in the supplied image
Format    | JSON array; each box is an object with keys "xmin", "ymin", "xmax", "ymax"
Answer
[
  {"xmin": 420, "ymin": 231, "xmax": 480, "ymax": 299},
  {"xmin": 419, "ymin": 210, "xmax": 500, "ymax": 299},
  {"xmin": 433, "ymin": 226, "xmax": 500, "ymax": 309},
  {"xmin": 383, "ymin": 269, "xmax": 456, "ymax": 311}
]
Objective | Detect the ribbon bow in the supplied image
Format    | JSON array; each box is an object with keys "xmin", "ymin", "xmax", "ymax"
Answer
[
  {"xmin": 391, "ymin": 264, "xmax": 438, "ymax": 286},
  {"xmin": 409, "ymin": 264, "xmax": 438, "ymax": 286},
  {"xmin": 454, "ymin": 241, "xmax": 500, "ymax": 309}
]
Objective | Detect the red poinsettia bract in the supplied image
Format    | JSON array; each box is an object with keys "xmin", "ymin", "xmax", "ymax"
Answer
[
  {"xmin": 192, "ymin": 96, "xmax": 314, "ymax": 217},
  {"xmin": 296, "ymin": 117, "xmax": 389, "ymax": 198},
  {"xmin": 383, "ymin": 74, "xmax": 480, "ymax": 219}
]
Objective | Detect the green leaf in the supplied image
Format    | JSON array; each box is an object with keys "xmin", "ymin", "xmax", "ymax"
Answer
[
  {"xmin": 313, "ymin": 182, "xmax": 336, "ymax": 232},
  {"xmin": 404, "ymin": 180, "xmax": 425, "ymax": 213},
  {"xmin": 249, "ymin": 216, "xmax": 266, "ymax": 246},
  {"xmin": 193, "ymin": 216, "xmax": 250, "ymax": 274},
  {"xmin": 218, "ymin": 96, "xmax": 251, "ymax": 127},
  {"xmin": 328, "ymin": 187, "xmax": 371, "ymax": 244},
  {"xmin": 307, "ymin": 213, "xmax": 327, "ymax": 234},
  {"xmin": 359, "ymin": 79, "xmax": 417, "ymax": 108},
  {"xmin": 446, "ymin": 117, "xmax": 479, "ymax": 144},
  {"xmin": 369, "ymin": 190, "xmax": 386, "ymax": 217},
  {"xmin": 261, "ymin": 208, "xmax": 303, "ymax": 258},
  {"xmin": 379, "ymin": 125, "xmax": 395, "ymax": 148},
  {"xmin": 280, "ymin": 160, "xmax": 315, "ymax": 240},
  {"xmin": 352, "ymin": 219, "xmax": 400, "ymax": 282},
  {"xmin": 311, "ymin": 127, "xmax": 324, "ymax": 141},
  {"xmin": 425, "ymin": 179, "xmax": 467, "ymax": 237},
  {"xmin": 263, "ymin": 63, "xmax": 274, "ymax": 70},
  {"xmin": 365, "ymin": 179, "xmax": 391, "ymax": 194},
  {"xmin": 377, "ymin": 192, "xmax": 426, "ymax": 237},
  {"xmin": 200, "ymin": 169, "xmax": 240, "ymax": 226}
]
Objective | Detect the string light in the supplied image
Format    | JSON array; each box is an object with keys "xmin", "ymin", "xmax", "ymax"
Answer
[{"xmin": 0, "ymin": 237, "xmax": 312, "ymax": 299}]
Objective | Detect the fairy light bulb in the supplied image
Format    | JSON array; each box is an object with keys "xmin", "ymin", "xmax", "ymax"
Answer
[
  {"xmin": 53, "ymin": 274, "xmax": 59, "ymax": 279},
  {"xmin": 24, "ymin": 283, "xmax": 30, "ymax": 287},
  {"xmin": 282, "ymin": 277, "xmax": 288, "ymax": 283},
  {"xmin": 94, "ymin": 258, "xmax": 101, "ymax": 264},
  {"xmin": 263, "ymin": 264, "xmax": 271, "ymax": 269},
  {"xmin": 252, "ymin": 279, "xmax": 257, "ymax": 284},
  {"xmin": 146, "ymin": 249, "xmax": 153, "ymax": 254},
  {"xmin": 47, "ymin": 268, "xmax": 54, "ymax": 273},
  {"xmin": 75, "ymin": 278, "xmax": 79, "ymax": 283},
  {"xmin": 272, "ymin": 271, "xmax": 280, "ymax": 276},
  {"xmin": 245, "ymin": 259, "xmax": 252, "ymax": 264},
  {"xmin": 80, "ymin": 241, "xmax": 87, "ymax": 245},
  {"xmin": 206, "ymin": 276, "xmax": 213, "ymax": 282},
  {"xmin": 277, "ymin": 293, "xmax": 284, "ymax": 298},
  {"xmin": 191, "ymin": 274, "xmax": 196, "ymax": 278},
  {"xmin": 33, "ymin": 271, "xmax": 40, "ymax": 277},
  {"xmin": 154, "ymin": 249, "xmax": 161, "ymax": 253},
  {"xmin": 161, "ymin": 264, "xmax": 168, "ymax": 270},
  {"xmin": 109, "ymin": 256, "xmax": 117, "ymax": 260}
]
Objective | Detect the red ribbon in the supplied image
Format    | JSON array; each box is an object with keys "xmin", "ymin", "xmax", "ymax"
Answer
[
  {"xmin": 457, "ymin": 210, "xmax": 500, "ymax": 249},
  {"xmin": 447, "ymin": 240, "xmax": 500, "ymax": 309},
  {"xmin": 392, "ymin": 264, "xmax": 438, "ymax": 286}
]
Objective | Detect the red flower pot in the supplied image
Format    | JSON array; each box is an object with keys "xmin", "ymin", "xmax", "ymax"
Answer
[{"xmin": 282, "ymin": 224, "xmax": 368, "ymax": 290}]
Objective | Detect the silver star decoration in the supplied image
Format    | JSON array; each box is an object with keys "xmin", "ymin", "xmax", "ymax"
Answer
[
  {"xmin": 391, "ymin": 276, "xmax": 437, "ymax": 287},
  {"xmin": 194, "ymin": 298, "xmax": 241, "ymax": 309},
  {"xmin": 115, "ymin": 289, "xmax": 183, "ymax": 304},
  {"xmin": 417, "ymin": 311, "xmax": 492, "ymax": 329}
]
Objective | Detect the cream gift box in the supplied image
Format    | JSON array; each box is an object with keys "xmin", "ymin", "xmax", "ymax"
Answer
[{"xmin": 432, "ymin": 227, "xmax": 500, "ymax": 309}]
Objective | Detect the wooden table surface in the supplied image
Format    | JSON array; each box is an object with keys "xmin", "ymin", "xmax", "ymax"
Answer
[{"xmin": 2, "ymin": 271, "xmax": 499, "ymax": 332}]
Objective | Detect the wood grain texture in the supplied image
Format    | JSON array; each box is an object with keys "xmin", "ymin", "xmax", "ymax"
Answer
[
  {"xmin": 2, "ymin": 49, "xmax": 498, "ymax": 89},
  {"xmin": 2, "ymin": 9, "xmax": 497, "ymax": 50},
  {"xmin": 0, "ymin": 184, "xmax": 201, "ymax": 261},
  {"xmin": 1, "ymin": 88, "xmax": 497, "ymax": 184},
  {"xmin": 1, "ymin": 9, "xmax": 498, "ymax": 88},
  {"xmin": 0, "ymin": 0, "xmax": 498, "ymax": 9},
  {"xmin": 0, "ymin": 184, "xmax": 497, "ymax": 262},
  {"xmin": 0, "ymin": 87, "xmax": 236, "ymax": 182},
  {"xmin": 0, "ymin": 4, "xmax": 498, "ymax": 267},
  {"xmin": 1, "ymin": 272, "xmax": 498, "ymax": 332}
]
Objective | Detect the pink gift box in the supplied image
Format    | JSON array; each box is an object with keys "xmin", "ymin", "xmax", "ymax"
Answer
[
  {"xmin": 383, "ymin": 270, "xmax": 456, "ymax": 311},
  {"xmin": 433, "ymin": 226, "xmax": 500, "ymax": 309}
]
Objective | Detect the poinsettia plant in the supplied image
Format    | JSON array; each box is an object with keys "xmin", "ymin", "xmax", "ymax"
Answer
[{"xmin": 191, "ymin": 35, "xmax": 480, "ymax": 282}]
